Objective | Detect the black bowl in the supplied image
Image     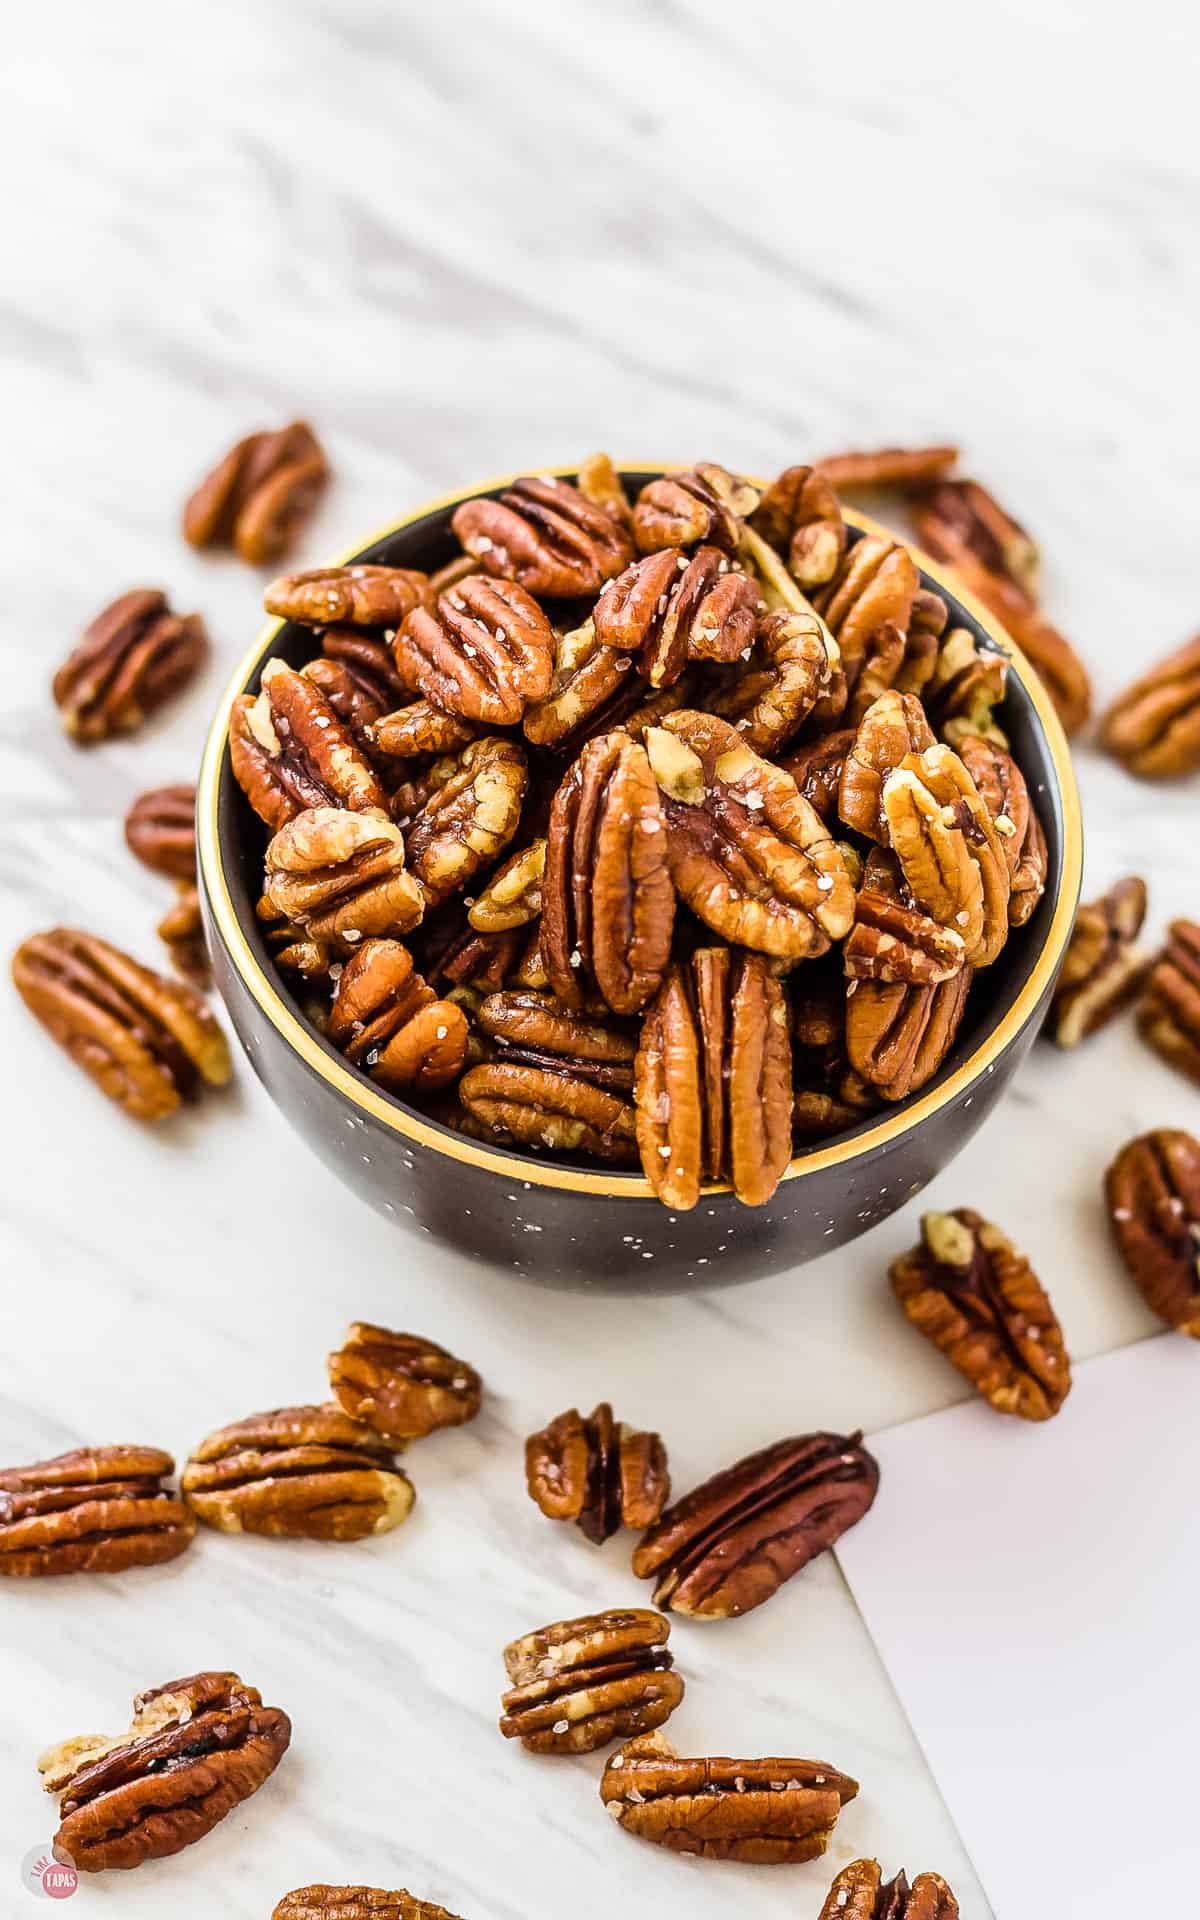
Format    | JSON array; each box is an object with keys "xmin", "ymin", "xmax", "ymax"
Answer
[{"xmin": 197, "ymin": 467, "xmax": 1083, "ymax": 1291}]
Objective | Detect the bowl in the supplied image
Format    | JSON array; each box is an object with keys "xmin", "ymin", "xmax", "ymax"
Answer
[{"xmin": 197, "ymin": 466, "xmax": 1083, "ymax": 1291}]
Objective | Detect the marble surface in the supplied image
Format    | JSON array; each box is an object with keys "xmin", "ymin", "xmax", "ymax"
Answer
[{"xmin": 2, "ymin": 3, "xmax": 1197, "ymax": 1914}]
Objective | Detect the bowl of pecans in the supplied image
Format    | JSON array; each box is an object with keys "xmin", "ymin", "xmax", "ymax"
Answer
[{"xmin": 197, "ymin": 460, "xmax": 1082, "ymax": 1289}]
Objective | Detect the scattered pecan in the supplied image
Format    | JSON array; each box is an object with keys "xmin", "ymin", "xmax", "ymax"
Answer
[
  {"xmin": 476, "ymin": 990, "xmax": 635, "ymax": 1091},
  {"xmin": 812, "ymin": 537, "xmax": 919, "ymax": 694},
  {"xmin": 41, "ymin": 1671, "xmax": 291, "ymax": 1872},
  {"xmin": 275, "ymin": 1890, "xmax": 465, "ymax": 1919},
  {"xmin": 576, "ymin": 451, "xmax": 635, "ymax": 530},
  {"xmin": 594, "ymin": 547, "xmax": 761, "ymax": 687},
  {"xmin": 923, "ymin": 625, "xmax": 1009, "ymax": 745},
  {"xmin": 12, "ymin": 928, "xmax": 231, "ymax": 1122},
  {"xmin": 230, "ymin": 658, "xmax": 386, "ymax": 832},
  {"xmin": 955, "ymin": 732, "xmax": 1046, "ymax": 927},
  {"xmin": 632, "ymin": 1430, "xmax": 879, "ymax": 1618},
  {"xmin": 633, "ymin": 463, "xmax": 759, "ymax": 555},
  {"xmin": 600, "ymin": 1730, "xmax": 858, "ymax": 1863},
  {"xmin": 325, "ymin": 939, "xmax": 467, "ymax": 1090},
  {"xmin": 890, "ymin": 1209, "xmax": 1071, "ymax": 1419},
  {"xmin": 819, "ymin": 1859, "xmax": 960, "ymax": 1919},
  {"xmin": 53, "ymin": 590, "xmax": 207, "ymax": 742},
  {"xmin": 500, "ymin": 1609, "xmax": 682, "ymax": 1755},
  {"xmin": 183, "ymin": 420, "xmax": 328, "ymax": 563},
  {"xmin": 1105, "ymin": 1130, "xmax": 1200, "ymax": 1337},
  {"xmin": 396, "ymin": 575, "xmax": 556, "ymax": 725},
  {"xmin": 1101, "ymin": 633, "xmax": 1200, "ymax": 778},
  {"xmin": 780, "ymin": 728, "xmax": 856, "ymax": 822},
  {"xmin": 815, "ymin": 444, "xmax": 959, "ymax": 493},
  {"xmin": 542, "ymin": 730, "xmax": 674, "ymax": 1014},
  {"xmin": 124, "ymin": 784, "xmax": 197, "ymax": 879},
  {"xmin": 914, "ymin": 478, "xmax": 1039, "ymax": 594},
  {"xmin": 846, "ymin": 966, "xmax": 973, "ymax": 1101},
  {"xmin": 373, "ymin": 699, "xmax": 478, "ymax": 762},
  {"xmin": 750, "ymin": 463, "xmax": 846, "ymax": 587},
  {"xmin": 709, "ymin": 608, "xmax": 840, "ymax": 752},
  {"xmin": 522, "ymin": 619, "xmax": 640, "ymax": 751},
  {"xmin": 264, "ymin": 809, "xmax": 425, "ymax": 946},
  {"xmin": 0, "ymin": 1446, "xmax": 194, "ymax": 1578},
  {"xmin": 838, "ymin": 691, "xmax": 935, "ymax": 841},
  {"xmin": 646, "ymin": 711, "xmax": 855, "ymax": 960},
  {"xmin": 635, "ymin": 947, "xmax": 793, "ymax": 1209},
  {"xmin": 844, "ymin": 889, "xmax": 966, "ymax": 986},
  {"xmin": 883, "ymin": 744, "xmax": 1011, "ymax": 967},
  {"xmin": 1139, "ymin": 918, "xmax": 1200, "ymax": 1085},
  {"xmin": 182, "ymin": 1405, "xmax": 414, "ymax": 1540},
  {"xmin": 1050, "ymin": 876, "xmax": 1148, "ymax": 1047},
  {"xmin": 468, "ymin": 839, "xmax": 546, "ymax": 932},
  {"xmin": 157, "ymin": 883, "xmax": 209, "ymax": 988},
  {"xmin": 328, "ymin": 1323, "xmax": 481, "ymax": 1440},
  {"xmin": 452, "ymin": 476, "xmax": 633, "ymax": 597},
  {"xmin": 458, "ymin": 1060, "xmax": 638, "ymax": 1161},
  {"xmin": 264, "ymin": 565, "xmax": 427, "ymax": 629},
  {"xmin": 525, "ymin": 1403, "xmax": 669, "ymax": 1541},
  {"xmin": 403, "ymin": 736, "xmax": 527, "ymax": 905}
]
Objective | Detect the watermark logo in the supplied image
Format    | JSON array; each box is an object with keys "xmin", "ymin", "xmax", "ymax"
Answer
[{"xmin": 19, "ymin": 1846, "xmax": 78, "ymax": 1901}]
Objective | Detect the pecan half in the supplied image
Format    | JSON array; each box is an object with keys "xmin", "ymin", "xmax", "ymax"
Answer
[
  {"xmin": 183, "ymin": 420, "xmax": 328, "ymax": 562},
  {"xmin": 41, "ymin": 1671, "xmax": 291, "ymax": 1872},
  {"xmin": 915, "ymin": 478, "xmax": 1039, "ymax": 594},
  {"xmin": 635, "ymin": 948, "xmax": 793, "ymax": 1209},
  {"xmin": 452, "ymin": 476, "xmax": 633, "ymax": 597},
  {"xmin": 896, "ymin": 588, "xmax": 949, "ymax": 695},
  {"xmin": 542, "ymin": 731, "xmax": 674, "ymax": 1014},
  {"xmin": 476, "ymin": 989, "xmax": 636, "ymax": 1092},
  {"xmin": 1050, "ymin": 876, "xmax": 1148, "ymax": 1047},
  {"xmin": 576, "ymin": 450, "xmax": 635, "ymax": 530},
  {"xmin": 1101, "ymin": 633, "xmax": 1200, "ymax": 778},
  {"xmin": 432, "ymin": 924, "xmax": 523, "ymax": 993},
  {"xmin": 593, "ymin": 547, "xmax": 761, "ymax": 687},
  {"xmin": 924, "ymin": 625, "xmax": 1010, "ymax": 746},
  {"xmin": 500, "ymin": 1609, "xmax": 682, "ymax": 1755},
  {"xmin": 819, "ymin": 1859, "xmax": 960, "ymax": 1919},
  {"xmin": 264, "ymin": 809, "xmax": 425, "ymax": 945},
  {"xmin": 812, "ymin": 537, "xmax": 918, "ymax": 694},
  {"xmin": 1105, "ymin": 1130, "xmax": 1200, "ymax": 1337},
  {"xmin": 633, "ymin": 464, "xmax": 759, "ymax": 555},
  {"xmin": 883, "ymin": 744, "xmax": 1011, "ymax": 967},
  {"xmin": 525, "ymin": 1403, "xmax": 669, "ymax": 1542},
  {"xmin": 373, "ymin": 700, "xmax": 479, "ymax": 761},
  {"xmin": 709, "ymin": 608, "xmax": 840, "ymax": 752},
  {"xmin": 846, "ymin": 965, "xmax": 973, "ymax": 1101},
  {"xmin": 310, "ymin": 623, "xmax": 412, "ymax": 713},
  {"xmin": 890, "ymin": 1209, "xmax": 1071, "ymax": 1419},
  {"xmin": 845, "ymin": 889, "xmax": 966, "ymax": 986},
  {"xmin": 124, "ymin": 784, "xmax": 197, "ymax": 879},
  {"xmin": 325, "ymin": 940, "xmax": 467, "ymax": 1090},
  {"xmin": 396, "ymin": 576, "xmax": 555, "ymax": 725},
  {"xmin": 632, "ymin": 1430, "xmax": 879, "ymax": 1619},
  {"xmin": 955, "ymin": 732, "xmax": 1046, "ymax": 927},
  {"xmin": 275, "ymin": 1890, "xmax": 465, "ymax": 1919},
  {"xmin": 1138, "ymin": 919, "xmax": 1200, "ymax": 1086},
  {"xmin": 12, "ymin": 929, "xmax": 231, "ymax": 1121},
  {"xmin": 182, "ymin": 1405, "xmax": 414, "ymax": 1540},
  {"xmin": 264, "ymin": 565, "xmax": 427, "ymax": 629},
  {"xmin": 402, "ymin": 736, "xmax": 527, "ymax": 905},
  {"xmin": 258, "ymin": 897, "xmax": 334, "ymax": 981},
  {"xmin": 600, "ymin": 1731, "xmax": 858, "ymax": 1863},
  {"xmin": 750, "ymin": 463, "xmax": 846, "ymax": 587},
  {"xmin": 328, "ymin": 1324, "xmax": 481, "ymax": 1440},
  {"xmin": 646, "ymin": 711, "xmax": 854, "ymax": 960},
  {"xmin": 53, "ymin": 590, "xmax": 206, "ymax": 742},
  {"xmin": 0, "ymin": 1446, "xmax": 194, "ymax": 1578},
  {"xmin": 230, "ymin": 658, "xmax": 387, "ymax": 831},
  {"xmin": 458, "ymin": 1060, "xmax": 638, "ymax": 1161},
  {"xmin": 780, "ymin": 728, "xmax": 856, "ymax": 822},
  {"xmin": 838, "ymin": 690, "xmax": 935, "ymax": 841},
  {"xmin": 815, "ymin": 444, "xmax": 959, "ymax": 493},
  {"xmin": 468, "ymin": 839, "xmax": 546, "ymax": 932},
  {"xmin": 522, "ymin": 619, "xmax": 641, "ymax": 751},
  {"xmin": 157, "ymin": 882, "xmax": 209, "ymax": 988}
]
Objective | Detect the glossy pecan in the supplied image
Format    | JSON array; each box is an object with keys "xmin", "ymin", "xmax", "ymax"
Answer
[
  {"xmin": 522, "ymin": 618, "xmax": 642, "ymax": 751},
  {"xmin": 396, "ymin": 576, "xmax": 555, "ymax": 725},
  {"xmin": 325, "ymin": 940, "xmax": 467, "ymax": 1091},
  {"xmin": 632, "ymin": 463, "xmax": 759, "ymax": 555},
  {"xmin": 257, "ymin": 896, "xmax": 334, "ymax": 981},
  {"xmin": 923, "ymin": 625, "xmax": 1009, "ymax": 746},
  {"xmin": 896, "ymin": 588, "xmax": 949, "ymax": 695},
  {"xmin": 41, "ymin": 1671, "xmax": 291, "ymax": 1872},
  {"xmin": 955, "ymin": 732, "xmax": 1046, "ymax": 927},
  {"xmin": 124, "ymin": 784, "xmax": 196, "ymax": 879},
  {"xmin": 632, "ymin": 1430, "xmax": 879, "ymax": 1618},
  {"xmin": 452, "ymin": 476, "xmax": 633, "ymax": 597},
  {"xmin": 458, "ymin": 1060, "xmax": 638, "ymax": 1161},
  {"xmin": 709, "ymin": 607, "xmax": 840, "ymax": 752},
  {"xmin": 432, "ymin": 925, "xmax": 523, "ymax": 993},
  {"xmin": 275, "ymin": 1890, "xmax": 465, "ymax": 1919},
  {"xmin": 157, "ymin": 882, "xmax": 209, "ymax": 988},
  {"xmin": 819, "ymin": 1859, "xmax": 960, "ymax": 1919},
  {"xmin": 373, "ymin": 700, "xmax": 478, "ymax": 761},
  {"xmin": 309, "ymin": 622, "xmax": 412, "ymax": 720},
  {"xmin": 1050, "ymin": 876, "xmax": 1148, "ymax": 1047},
  {"xmin": 846, "ymin": 617, "xmax": 908, "ymax": 723},
  {"xmin": 182, "ymin": 1405, "xmax": 414, "ymax": 1540},
  {"xmin": 915, "ymin": 478, "xmax": 1039, "ymax": 593},
  {"xmin": 525, "ymin": 1403, "xmax": 669, "ymax": 1542},
  {"xmin": 0, "ymin": 1446, "xmax": 194, "ymax": 1578},
  {"xmin": 635, "ymin": 948, "xmax": 793, "ymax": 1209},
  {"xmin": 576, "ymin": 450, "xmax": 635, "ymax": 530},
  {"xmin": 838, "ymin": 690, "xmax": 935, "ymax": 841},
  {"xmin": 593, "ymin": 547, "xmax": 761, "ymax": 687},
  {"xmin": 815, "ymin": 444, "xmax": 959, "ymax": 493},
  {"xmin": 402, "ymin": 736, "xmax": 527, "ymax": 905},
  {"xmin": 1139, "ymin": 919, "xmax": 1200, "ymax": 1086},
  {"xmin": 53, "ymin": 590, "xmax": 207, "ymax": 742},
  {"xmin": 328, "ymin": 1323, "xmax": 481, "ymax": 1440},
  {"xmin": 844, "ymin": 889, "xmax": 966, "ymax": 986},
  {"xmin": 846, "ymin": 965, "xmax": 972, "ymax": 1101},
  {"xmin": 792, "ymin": 1068, "xmax": 880, "ymax": 1143},
  {"xmin": 12, "ymin": 928, "xmax": 231, "ymax": 1122},
  {"xmin": 468, "ymin": 839, "xmax": 546, "ymax": 932},
  {"xmin": 812, "ymin": 536, "xmax": 919, "ymax": 695},
  {"xmin": 263, "ymin": 809, "xmax": 425, "ymax": 946},
  {"xmin": 1101, "ymin": 633, "xmax": 1200, "ymax": 778},
  {"xmin": 883, "ymin": 744, "xmax": 1011, "ymax": 967},
  {"xmin": 601, "ymin": 1731, "xmax": 858, "ymax": 1862},
  {"xmin": 264, "ymin": 564, "xmax": 427, "ymax": 629},
  {"xmin": 542, "ymin": 730, "xmax": 674, "ymax": 1014},
  {"xmin": 890, "ymin": 1209, "xmax": 1071, "ymax": 1419},
  {"xmin": 1105, "ymin": 1130, "xmax": 1200, "ymax": 1337},
  {"xmin": 750, "ymin": 463, "xmax": 846, "ymax": 587},
  {"xmin": 476, "ymin": 989, "xmax": 636, "ymax": 1091},
  {"xmin": 183, "ymin": 419, "xmax": 328, "ymax": 563},
  {"xmin": 780, "ymin": 728, "xmax": 856, "ymax": 822},
  {"xmin": 500, "ymin": 1609, "xmax": 682, "ymax": 1755},
  {"xmin": 230, "ymin": 657, "xmax": 387, "ymax": 832},
  {"xmin": 646, "ymin": 711, "xmax": 855, "ymax": 960}
]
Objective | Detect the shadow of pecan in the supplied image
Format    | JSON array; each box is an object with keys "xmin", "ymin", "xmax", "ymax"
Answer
[
  {"xmin": 230, "ymin": 658, "xmax": 387, "ymax": 831},
  {"xmin": 500, "ymin": 1609, "xmax": 682, "ymax": 1755},
  {"xmin": 1105, "ymin": 1129, "xmax": 1200, "ymax": 1337},
  {"xmin": 819, "ymin": 1858, "xmax": 960, "ymax": 1919},
  {"xmin": 329, "ymin": 1323, "xmax": 481, "ymax": 1441},
  {"xmin": 183, "ymin": 420, "xmax": 328, "ymax": 563},
  {"xmin": 1050, "ymin": 876, "xmax": 1148, "ymax": 1047},
  {"xmin": 525, "ymin": 1402, "xmax": 668, "ymax": 1542},
  {"xmin": 452, "ymin": 476, "xmax": 633, "ymax": 598},
  {"xmin": 182, "ymin": 1405, "xmax": 414, "ymax": 1540},
  {"xmin": 125, "ymin": 784, "xmax": 197, "ymax": 880},
  {"xmin": 1139, "ymin": 918, "xmax": 1200, "ymax": 1085},
  {"xmin": 54, "ymin": 590, "xmax": 207, "ymax": 742},
  {"xmin": 0, "ymin": 1445, "xmax": 194, "ymax": 1578}
]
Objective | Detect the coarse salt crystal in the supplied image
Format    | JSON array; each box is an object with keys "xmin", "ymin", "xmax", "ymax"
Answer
[{"xmin": 553, "ymin": 1720, "xmax": 569, "ymax": 1735}]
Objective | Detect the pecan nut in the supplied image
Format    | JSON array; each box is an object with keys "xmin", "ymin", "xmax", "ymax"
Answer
[
  {"xmin": 635, "ymin": 948, "xmax": 793, "ymax": 1210},
  {"xmin": 914, "ymin": 477, "xmax": 1039, "ymax": 593},
  {"xmin": 12, "ymin": 928, "xmax": 231, "ymax": 1122},
  {"xmin": 325, "ymin": 939, "xmax": 467, "ymax": 1090},
  {"xmin": 924, "ymin": 624, "xmax": 1010, "ymax": 745},
  {"xmin": 432, "ymin": 924, "xmax": 524, "ymax": 993},
  {"xmin": 373, "ymin": 700, "xmax": 479, "ymax": 762},
  {"xmin": 593, "ymin": 547, "xmax": 761, "ymax": 686},
  {"xmin": 468, "ymin": 839, "xmax": 546, "ymax": 932},
  {"xmin": 819, "ymin": 1859, "xmax": 960, "ymax": 1919},
  {"xmin": 53, "ymin": 590, "xmax": 206, "ymax": 742},
  {"xmin": 838, "ymin": 690, "xmax": 935, "ymax": 841},
  {"xmin": 709, "ymin": 608, "xmax": 840, "ymax": 752},
  {"xmin": 844, "ymin": 889, "xmax": 966, "ymax": 986},
  {"xmin": 452, "ymin": 476, "xmax": 633, "ymax": 597},
  {"xmin": 576, "ymin": 450, "xmax": 635, "ymax": 530},
  {"xmin": 500, "ymin": 1609, "xmax": 682, "ymax": 1755},
  {"xmin": 396, "ymin": 576, "xmax": 556, "ymax": 725},
  {"xmin": 846, "ymin": 966, "xmax": 973, "ymax": 1100},
  {"xmin": 955, "ymin": 732, "xmax": 1046, "ymax": 927},
  {"xmin": 815, "ymin": 444, "xmax": 959, "ymax": 493},
  {"xmin": 1138, "ymin": 918, "xmax": 1200, "ymax": 1084},
  {"xmin": 264, "ymin": 564, "xmax": 427, "ymax": 629},
  {"xmin": 1105, "ymin": 1130, "xmax": 1200, "ymax": 1337},
  {"xmin": 275, "ymin": 1890, "xmax": 465, "ymax": 1919},
  {"xmin": 41, "ymin": 1671, "xmax": 291, "ymax": 1872},
  {"xmin": 1101, "ymin": 633, "xmax": 1200, "ymax": 778},
  {"xmin": 157, "ymin": 882, "xmax": 210, "ymax": 988},
  {"xmin": 812, "ymin": 536, "xmax": 918, "ymax": 694},
  {"xmin": 890, "ymin": 1209, "xmax": 1071, "ymax": 1419},
  {"xmin": 264, "ymin": 809, "xmax": 425, "ymax": 946},
  {"xmin": 522, "ymin": 618, "xmax": 641, "ymax": 750},
  {"xmin": 183, "ymin": 420, "xmax": 328, "ymax": 563},
  {"xmin": 476, "ymin": 989, "xmax": 635, "ymax": 1091},
  {"xmin": 524, "ymin": 1403, "xmax": 669, "ymax": 1541},
  {"xmin": 458, "ymin": 1060, "xmax": 638, "ymax": 1161},
  {"xmin": 750, "ymin": 463, "xmax": 846, "ymax": 587},
  {"xmin": 633, "ymin": 463, "xmax": 759, "ymax": 554},
  {"xmin": 542, "ymin": 730, "xmax": 674, "ymax": 1014},
  {"xmin": 124, "ymin": 784, "xmax": 197, "ymax": 879},
  {"xmin": 1050, "ymin": 876, "xmax": 1148, "ymax": 1047},
  {"xmin": 182, "ymin": 1405, "xmax": 415, "ymax": 1539},
  {"xmin": 632, "ymin": 1430, "xmax": 879, "ymax": 1618},
  {"xmin": 328, "ymin": 1323, "xmax": 481, "ymax": 1440},
  {"xmin": 402, "ymin": 736, "xmax": 527, "ymax": 905},
  {"xmin": 600, "ymin": 1730, "xmax": 858, "ymax": 1863},
  {"xmin": 780, "ymin": 728, "xmax": 856, "ymax": 821},
  {"xmin": 882, "ymin": 744, "xmax": 1011, "ymax": 967},
  {"xmin": 0, "ymin": 1446, "xmax": 195, "ymax": 1578},
  {"xmin": 230, "ymin": 657, "xmax": 387, "ymax": 831},
  {"xmin": 646, "ymin": 711, "xmax": 855, "ymax": 960}
]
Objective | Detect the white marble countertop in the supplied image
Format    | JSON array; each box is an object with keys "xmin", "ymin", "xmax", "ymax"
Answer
[{"xmin": 2, "ymin": 3, "xmax": 1197, "ymax": 1915}]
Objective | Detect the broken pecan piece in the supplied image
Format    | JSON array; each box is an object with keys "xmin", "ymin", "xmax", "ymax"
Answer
[
  {"xmin": 452, "ymin": 476, "xmax": 633, "ymax": 597},
  {"xmin": 53, "ymin": 590, "xmax": 207, "ymax": 742},
  {"xmin": 600, "ymin": 1730, "xmax": 858, "ymax": 1862},
  {"xmin": 157, "ymin": 882, "xmax": 209, "ymax": 988},
  {"xmin": 1101, "ymin": 633, "xmax": 1200, "ymax": 778},
  {"xmin": 750, "ymin": 463, "xmax": 846, "ymax": 587},
  {"xmin": 264, "ymin": 809, "xmax": 425, "ymax": 945},
  {"xmin": 0, "ymin": 1446, "xmax": 194, "ymax": 1578},
  {"xmin": 838, "ymin": 689, "xmax": 935, "ymax": 841},
  {"xmin": 709, "ymin": 608, "xmax": 839, "ymax": 752},
  {"xmin": 632, "ymin": 1430, "xmax": 879, "ymax": 1619},
  {"xmin": 264, "ymin": 564, "xmax": 427, "ymax": 629},
  {"xmin": 522, "ymin": 618, "xmax": 641, "ymax": 750},
  {"xmin": 633, "ymin": 463, "xmax": 759, "ymax": 555},
  {"xmin": 402, "ymin": 736, "xmax": 527, "ymax": 905},
  {"xmin": 124, "ymin": 784, "xmax": 197, "ymax": 879},
  {"xmin": 1138, "ymin": 919, "xmax": 1200, "ymax": 1086},
  {"xmin": 1050, "ymin": 876, "xmax": 1148, "ymax": 1047},
  {"xmin": 593, "ymin": 547, "xmax": 761, "ymax": 687},
  {"xmin": 182, "ymin": 1405, "xmax": 414, "ymax": 1540},
  {"xmin": 846, "ymin": 966, "xmax": 973, "ymax": 1101},
  {"xmin": 42, "ymin": 1672, "xmax": 290, "ymax": 1873},
  {"xmin": 812, "ymin": 537, "xmax": 918, "ymax": 695},
  {"xmin": 844, "ymin": 889, "xmax": 966, "ymax": 986},
  {"xmin": 183, "ymin": 420, "xmax": 328, "ymax": 563},
  {"xmin": 883, "ymin": 744, "xmax": 1011, "ymax": 967},
  {"xmin": 819, "ymin": 1859, "xmax": 960, "ymax": 1919},
  {"xmin": 458, "ymin": 1060, "xmax": 638, "ymax": 1161},
  {"xmin": 525, "ymin": 1403, "xmax": 669, "ymax": 1542},
  {"xmin": 396, "ymin": 575, "xmax": 556, "ymax": 725},
  {"xmin": 890, "ymin": 1209, "xmax": 1071, "ymax": 1419},
  {"xmin": 325, "ymin": 939, "xmax": 467, "ymax": 1090},
  {"xmin": 924, "ymin": 624, "xmax": 1010, "ymax": 745},
  {"xmin": 1105, "ymin": 1130, "xmax": 1200, "ymax": 1337},
  {"xmin": 328, "ymin": 1323, "xmax": 481, "ymax": 1440},
  {"xmin": 12, "ymin": 928, "xmax": 231, "ymax": 1121},
  {"xmin": 500, "ymin": 1609, "xmax": 682, "ymax": 1755},
  {"xmin": 230, "ymin": 657, "xmax": 387, "ymax": 831},
  {"xmin": 468, "ymin": 839, "xmax": 546, "ymax": 932},
  {"xmin": 815, "ymin": 444, "xmax": 959, "ymax": 493},
  {"xmin": 275, "ymin": 1890, "xmax": 465, "ymax": 1919}
]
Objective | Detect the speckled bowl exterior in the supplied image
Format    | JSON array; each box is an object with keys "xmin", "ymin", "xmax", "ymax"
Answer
[{"xmin": 197, "ymin": 468, "xmax": 1083, "ymax": 1292}]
